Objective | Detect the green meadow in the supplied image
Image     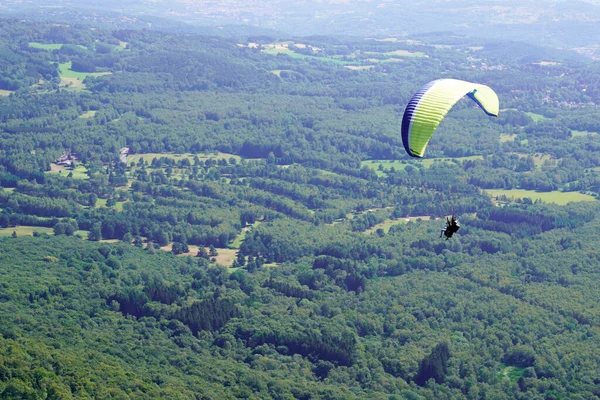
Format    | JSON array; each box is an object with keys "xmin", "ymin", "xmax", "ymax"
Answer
[
  {"xmin": 572, "ymin": 130, "xmax": 598, "ymax": 137},
  {"xmin": 94, "ymin": 198, "xmax": 125, "ymax": 211},
  {"xmin": 29, "ymin": 42, "xmax": 87, "ymax": 51},
  {"xmin": 499, "ymin": 366, "xmax": 525, "ymax": 383},
  {"xmin": 79, "ymin": 110, "xmax": 97, "ymax": 118},
  {"xmin": 364, "ymin": 49, "xmax": 425, "ymax": 58},
  {"xmin": 499, "ymin": 133, "xmax": 517, "ymax": 142},
  {"xmin": 0, "ymin": 226, "xmax": 89, "ymax": 238},
  {"xmin": 127, "ymin": 151, "xmax": 241, "ymax": 164},
  {"xmin": 48, "ymin": 164, "xmax": 89, "ymax": 179},
  {"xmin": 58, "ymin": 62, "xmax": 111, "ymax": 90},
  {"xmin": 365, "ymin": 215, "xmax": 434, "ymax": 234},
  {"xmin": 0, "ymin": 226, "xmax": 54, "ymax": 237},
  {"xmin": 485, "ymin": 188, "xmax": 596, "ymax": 205},
  {"xmin": 525, "ymin": 112, "xmax": 550, "ymax": 122},
  {"xmin": 262, "ymin": 44, "xmax": 352, "ymax": 65},
  {"xmin": 362, "ymin": 156, "xmax": 484, "ymax": 176}
]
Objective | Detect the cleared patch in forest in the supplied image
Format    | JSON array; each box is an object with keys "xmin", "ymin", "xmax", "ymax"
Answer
[
  {"xmin": 0, "ymin": 226, "xmax": 88, "ymax": 238},
  {"xmin": 58, "ymin": 62, "xmax": 111, "ymax": 90},
  {"xmin": 157, "ymin": 244, "xmax": 237, "ymax": 267},
  {"xmin": 230, "ymin": 221, "xmax": 261, "ymax": 249},
  {"xmin": 126, "ymin": 151, "xmax": 241, "ymax": 165},
  {"xmin": 485, "ymin": 189, "xmax": 596, "ymax": 205},
  {"xmin": 79, "ymin": 110, "xmax": 97, "ymax": 118},
  {"xmin": 29, "ymin": 42, "xmax": 86, "ymax": 51},
  {"xmin": 262, "ymin": 42, "xmax": 351, "ymax": 65},
  {"xmin": 572, "ymin": 130, "xmax": 598, "ymax": 137},
  {"xmin": 48, "ymin": 164, "xmax": 89, "ymax": 179},
  {"xmin": 94, "ymin": 198, "xmax": 125, "ymax": 211},
  {"xmin": 0, "ymin": 226, "xmax": 54, "ymax": 236},
  {"xmin": 508, "ymin": 152, "xmax": 554, "ymax": 167},
  {"xmin": 525, "ymin": 112, "xmax": 550, "ymax": 122},
  {"xmin": 499, "ymin": 133, "xmax": 517, "ymax": 142},
  {"xmin": 377, "ymin": 49, "xmax": 424, "ymax": 58},
  {"xmin": 364, "ymin": 215, "xmax": 436, "ymax": 234},
  {"xmin": 345, "ymin": 65, "xmax": 375, "ymax": 70},
  {"xmin": 362, "ymin": 156, "xmax": 484, "ymax": 175},
  {"xmin": 214, "ymin": 248, "xmax": 237, "ymax": 266},
  {"xmin": 499, "ymin": 366, "xmax": 524, "ymax": 382}
]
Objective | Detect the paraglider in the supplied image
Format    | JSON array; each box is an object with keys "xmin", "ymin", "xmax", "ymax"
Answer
[
  {"xmin": 401, "ymin": 79, "xmax": 499, "ymax": 158},
  {"xmin": 440, "ymin": 215, "xmax": 460, "ymax": 240}
]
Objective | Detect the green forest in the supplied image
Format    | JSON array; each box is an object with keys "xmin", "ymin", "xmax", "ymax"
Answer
[{"xmin": 0, "ymin": 14, "xmax": 600, "ymax": 400}]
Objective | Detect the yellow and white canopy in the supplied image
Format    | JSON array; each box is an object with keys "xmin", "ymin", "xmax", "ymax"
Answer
[{"xmin": 401, "ymin": 79, "xmax": 499, "ymax": 158}]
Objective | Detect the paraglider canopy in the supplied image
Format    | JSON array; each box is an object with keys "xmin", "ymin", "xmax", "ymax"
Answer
[{"xmin": 401, "ymin": 79, "xmax": 499, "ymax": 158}]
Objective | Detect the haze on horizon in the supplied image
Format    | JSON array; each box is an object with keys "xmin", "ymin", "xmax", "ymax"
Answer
[{"xmin": 4, "ymin": 0, "xmax": 600, "ymax": 47}]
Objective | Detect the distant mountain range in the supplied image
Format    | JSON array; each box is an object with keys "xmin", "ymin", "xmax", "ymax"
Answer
[{"xmin": 4, "ymin": 0, "xmax": 600, "ymax": 47}]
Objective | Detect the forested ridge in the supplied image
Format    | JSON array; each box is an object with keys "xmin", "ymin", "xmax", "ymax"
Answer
[{"xmin": 1, "ymin": 16, "xmax": 600, "ymax": 399}]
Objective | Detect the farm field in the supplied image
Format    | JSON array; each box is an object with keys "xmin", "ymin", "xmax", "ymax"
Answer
[{"xmin": 485, "ymin": 188, "xmax": 596, "ymax": 205}]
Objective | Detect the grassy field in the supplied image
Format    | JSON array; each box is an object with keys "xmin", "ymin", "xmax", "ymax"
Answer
[
  {"xmin": 364, "ymin": 216, "xmax": 434, "ymax": 234},
  {"xmin": 508, "ymin": 152, "xmax": 554, "ymax": 167},
  {"xmin": 362, "ymin": 156, "xmax": 484, "ymax": 176},
  {"xmin": 264, "ymin": 42, "xmax": 423, "ymax": 67},
  {"xmin": 485, "ymin": 189, "xmax": 596, "ymax": 205},
  {"xmin": 499, "ymin": 366, "xmax": 524, "ymax": 382},
  {"xmin": 214, "ymin": 249, "xmax": 237, "ymax": 267},
  {"xmin": 572, "ymin": 130, "xmax": 598, "ymax": 137},
  {"xmin": 525, "ymin": 112, "xmax": 550, "ymax": 122},
  {"xmin": 127, "ymin": 151, "xmax": 241, "ymax": 165},
  {"xmin": 345, "ymin": 65, "xmax": 375, "ymax": 70},
  {"xmin": 499, "ymin": 133, "xmax": 517, "ymax": 142},
  {"xmin": 30, "ymin": 42, "xmax": 62, "ymax": 50},
  {"xmin": 59, "ymin": 62, "xmax": 109, "ymax": 79},
  {"xmin": 79, "ymin": 110, "xmax": 97, "ymax": 118},
  {"xmin": 29, "ymin": 42, "xmax": 87, "ymax": 51},
  {"xmin": 262, "ymin": 43, "xmax": 352, "ymax": 65},
  {"xmin": 58, "ymin": 62, "xmax": 111, "ymax": 90},
  {"xmin": 157, "ymin": 244, "xmax": 237, "ymax": 267},
  {"xmin": 76, "ymin": 230, "xmax": 89, "ymax": 239},
  {"xmin": 364, "ymin": 49, "xmax": 425, "ymax": 58},
  {"xmin": 0, "ymin": 226, "xmax": 89, "ymax": 238},
  {"xmin": 94, "ymin": 198, "xmax": 125, "ymax": 211},
  {"xmin": 48, "ymin": 164, "xmax": 89, "ymax": 179},
  {"xmin": 0, "ymin": 226, "xmax": 54, "ymax": 237},
  {"xmin": 230, "ymin": 221, "xmax": 261, "ymax": 249}
]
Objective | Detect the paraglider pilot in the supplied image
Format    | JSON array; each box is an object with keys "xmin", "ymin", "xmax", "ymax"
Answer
[{"xmin": 440, "ymin": 215, "xmax": 460, "ymax": 240}]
